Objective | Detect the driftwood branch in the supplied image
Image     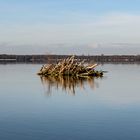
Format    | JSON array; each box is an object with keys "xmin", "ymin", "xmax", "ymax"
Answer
[{"xmin": 37, "ymin": 56, "xmax": 103, "ymax": 77}]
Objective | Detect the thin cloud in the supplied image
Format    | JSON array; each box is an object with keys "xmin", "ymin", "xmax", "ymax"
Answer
[{"xmin": 0, "ymin": 12, "xmax": 140, "ymax": 54}]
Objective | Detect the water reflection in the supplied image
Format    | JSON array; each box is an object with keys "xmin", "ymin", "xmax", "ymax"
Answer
[{"xmin": 40, "ymin": 76, "xmax": 102, "ymax": 96}]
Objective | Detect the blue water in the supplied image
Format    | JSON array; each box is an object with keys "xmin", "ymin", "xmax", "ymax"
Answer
[{"xmin": 0, "ymin": 64, "xmax": 140, "ymax": 140}]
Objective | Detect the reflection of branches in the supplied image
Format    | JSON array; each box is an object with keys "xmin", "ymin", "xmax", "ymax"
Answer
[{"xmin": 40, "ymin": 76, "xmax": 102, "ymax": 96}]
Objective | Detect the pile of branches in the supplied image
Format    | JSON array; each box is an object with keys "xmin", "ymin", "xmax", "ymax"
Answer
[{"xmin": 38, "ymin": 56, "xmax": 103, "ymax": 77}]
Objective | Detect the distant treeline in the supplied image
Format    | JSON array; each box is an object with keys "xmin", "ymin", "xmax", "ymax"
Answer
[{"xmin": 0, "ymin": 54, "xmax": 140, "ymax": 63}]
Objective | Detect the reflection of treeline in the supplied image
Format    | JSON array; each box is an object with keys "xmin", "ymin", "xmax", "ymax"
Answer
[
  {"xmin": 40, "ymin": 76, "xmax": 100, "ymax": 96},
  {"xmin": 0, "ymin": 54, "xmax": 140, "ymax": 63}
]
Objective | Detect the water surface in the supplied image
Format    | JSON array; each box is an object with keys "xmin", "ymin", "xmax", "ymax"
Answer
[{"xmin": 0, "ymin": 64, "xmax": 140, "ymax": 140}]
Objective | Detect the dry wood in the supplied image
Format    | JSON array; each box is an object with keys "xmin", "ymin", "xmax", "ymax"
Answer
[{"xmin": 37, "ymin": 56, "xmax": 103, "ymax": 77}]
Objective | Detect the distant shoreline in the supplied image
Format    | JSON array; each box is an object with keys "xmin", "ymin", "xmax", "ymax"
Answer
[{"xmin": 0, "ymin": 54, "xmax": 140, "ymax": 63}]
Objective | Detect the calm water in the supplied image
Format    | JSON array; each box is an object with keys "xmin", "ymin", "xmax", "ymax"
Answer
[{"xmin": 0, "ymin": 64, "xmax": 140, "ymax": 140}]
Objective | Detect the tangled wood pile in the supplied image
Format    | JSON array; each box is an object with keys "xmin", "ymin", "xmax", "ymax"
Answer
[{"xmin": 37, "ymin": 56, "xmax": 103, "ymax": 77}]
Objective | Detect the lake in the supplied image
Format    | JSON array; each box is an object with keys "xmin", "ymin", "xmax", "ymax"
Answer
[{"xmin": 0, "ymin": 64, "xmax": 140, "ymax": 140}]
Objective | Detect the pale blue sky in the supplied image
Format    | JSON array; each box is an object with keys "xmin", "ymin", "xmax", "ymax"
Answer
[{"xmin": 0, "ymin": 0, "xmax": 140, "ymax": 54}]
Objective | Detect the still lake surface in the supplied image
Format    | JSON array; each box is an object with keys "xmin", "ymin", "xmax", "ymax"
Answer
[{"xmin": 0, "ymin": 64, "xmax": 140, "ymax": 140}]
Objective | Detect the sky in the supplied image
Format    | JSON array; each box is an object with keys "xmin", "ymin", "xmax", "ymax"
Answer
[{"xmin": 0, "ymin": 0, "xmax": 140, "ymax": 54}]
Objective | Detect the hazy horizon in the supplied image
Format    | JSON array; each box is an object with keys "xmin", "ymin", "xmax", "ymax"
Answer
[
  {"xmin": 1, "ymin": 43, "xmax": 140, "ymax": 55},
  {"xmin": 1, "ymin": 0, "xmax": 140, "ymax": 54}
]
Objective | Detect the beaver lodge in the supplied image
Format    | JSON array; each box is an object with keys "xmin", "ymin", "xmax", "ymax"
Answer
[{"xmin": 37, "ymin": 56, "xmax": 104, "ymax": 77}]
